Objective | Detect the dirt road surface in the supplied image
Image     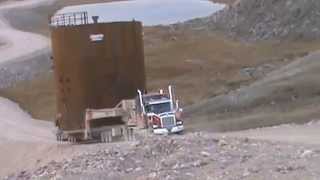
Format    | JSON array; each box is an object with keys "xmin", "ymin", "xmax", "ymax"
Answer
[
  {"xmin": 0, "ymin": 97, "xmax": 54, "ymax": 143},
  {"xmin": 0, "ymin": 96, "xmax": 56, "ymax": 175},
  {"xmin": 6, "ymin": 131, "xmax": 320, "ymax": 180},
  {"xmin": 0, "ymin": 0, "xmax": 55, "ymax": 64},
  {"xmin": 222, "ymin": 121, "xmax": 320, "ymax": 146}
]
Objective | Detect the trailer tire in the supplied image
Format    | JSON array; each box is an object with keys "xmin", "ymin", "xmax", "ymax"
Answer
[
  {"xmin": 68, "ymin": 136, "xmax": 77, "ymax": 143},
  {"xmin": 100, "ymin": 132, "xmax": 106, "ymax": 143},
  {"xmin": 107, "ymin": 131, "xmax": 112, "ymax": 143},
  {"xmin": 56, "ymin": 129, "xmax": 63, "ymax": 141},
  {"xmin": 100, "ymin": 131, "xmax": 112, "ymax": 143},
  {"xmin": 57, "ymin": 134, "xmax": 63, "ymax": 141}
]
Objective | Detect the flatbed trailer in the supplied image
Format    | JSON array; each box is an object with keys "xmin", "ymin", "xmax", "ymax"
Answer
[{"xmin": 56, "ymin": 100, "xmax": 137, "ymax": 143}]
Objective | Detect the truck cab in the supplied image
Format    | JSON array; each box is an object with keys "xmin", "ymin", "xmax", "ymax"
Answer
[{"xmin": 137, "ymin": 86, "xmax": 184, "ymax": 134}]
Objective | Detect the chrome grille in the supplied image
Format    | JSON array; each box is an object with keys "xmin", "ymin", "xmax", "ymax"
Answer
[{"xmin": 161, "ymin": 116, "xmax": 175, "ymax": 128}]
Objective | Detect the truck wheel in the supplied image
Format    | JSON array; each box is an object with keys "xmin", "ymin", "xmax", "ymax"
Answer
[
  {"xmin": 58, "ymin": 134, "xmax": 64, "ymax": 141},
  {"xmin": 100, "ymin": 131, "xmax": 112, "ymax": 143},
  {"xmin": 100, "ymin": 132, "xmax": 105, "ymax": 143},
  {"xmin": 123, "ymin": 127, "xmax": 129, "ymax": 141},
  {"xmin": 56, "ymin": 129, "xmax": 63, "ymax": 141},
  {"xmin": 176, "ymin": 131, "xmax": 184, "ymax": 135},
  {"xmin": 129, "ymin": 128, "xmax": 134, "ymax": 141}
]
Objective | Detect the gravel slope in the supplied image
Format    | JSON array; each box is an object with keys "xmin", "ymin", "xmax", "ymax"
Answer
[
  {"xmin": 0, "ymin": 96, "xmax": 55, "ymax": 176},
  {"xmin": 186, "ymin": 50, "xmax": 320, "ymax": 132},
  {"xmin": 223, "ymin": 121, "xmax": 320, "ymax": 146},
  {"xmin": 0, "ymin": 0, "xmax": 55, "ymax": 64},
  {"xmin": 0, "ymin": 97, "xmax": 54, "ymax": 143},
  {"xmin": 0, "ymin": 0, "xmax": 56, "ymax": 175},
  {"xmin": 5, "ymin": 132, "xmax": 320, "ymax": 180},
  {"xmin": 0, "ymin": 0, "xmax": 56, "ymax": 141},
  {"xmin": 0, "ymin": 0, "xmax": 54, "ymax": 89},
  {"xmin": 185, "ymin": 0, "xmax": 320, "ymax": 40}
]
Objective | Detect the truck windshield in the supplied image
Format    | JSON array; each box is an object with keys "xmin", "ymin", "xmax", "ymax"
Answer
[{"xmin": 146, "ymin": 102, "xmax": 171, "ymax": 114}]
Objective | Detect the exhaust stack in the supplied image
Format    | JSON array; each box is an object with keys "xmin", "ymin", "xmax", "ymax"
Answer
[
  {"xmin": 137, "ymin": 89, "xmax": 145, "ymax": 114},
  {"xmin": 168, "ymin": 85, "xmax": 174, "ymax": 110}
]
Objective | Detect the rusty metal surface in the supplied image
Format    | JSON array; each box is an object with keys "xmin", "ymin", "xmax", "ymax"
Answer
[{"xmin": 51, "ymin": 21, "xmax": 146, "ymax": 131}]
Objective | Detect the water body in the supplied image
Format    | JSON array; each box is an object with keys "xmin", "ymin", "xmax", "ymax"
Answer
[{"xmin": 57, "ymin": 0, "xmax": 225, "ymax": 26}]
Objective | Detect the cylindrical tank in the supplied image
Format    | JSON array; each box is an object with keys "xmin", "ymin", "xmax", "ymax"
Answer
[{"xmin": 51, "ymin": 21, "xmax": 146, "ymax": 131}]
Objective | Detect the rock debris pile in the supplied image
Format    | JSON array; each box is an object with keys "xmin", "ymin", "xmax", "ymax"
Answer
[
  {"xmin": 184, "ymin": 0, "xmax": 320, "ymax": 40},
  {"xmin": 5, "ymin": 132, "xmax": 320, "ymax": 180}
]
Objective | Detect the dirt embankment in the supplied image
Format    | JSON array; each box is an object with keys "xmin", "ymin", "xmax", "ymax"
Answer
[
  {"xmin": 4, "ymin": 27, "xmax": 320, "ymax": 121},
  {"xmin": 186, "ymin": 49, "xmax": 320, "ymax": 132},
  {"xmin": 185, "ymin": 0, "xmax": 320, "ymax": 40}
]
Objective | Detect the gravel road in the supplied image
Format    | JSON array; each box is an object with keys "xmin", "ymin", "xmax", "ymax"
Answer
[
  {"xmin": 0, "ymin": 0, "xmax": 54, "ymax": 88},
  {"xmin": 6, "ymin": 131, "xmax": 320, "ymax": 180}
]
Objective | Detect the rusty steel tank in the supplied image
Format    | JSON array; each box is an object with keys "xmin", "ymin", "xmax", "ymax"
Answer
[{"xmin": 50, "ymin": 12, "xmax": 146, "ymax": 132}]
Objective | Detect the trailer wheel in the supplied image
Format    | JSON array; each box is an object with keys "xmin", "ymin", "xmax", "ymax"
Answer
[
  {"xmin": 100, "ymin": 132, "xmax": 106, "ymax": 143},
  {"xmin": 100, "ymin": 131, "xmax": 112, "ymax": 143},
  {"xmin": 123, "ymin": 127, "xmax": 134, "ymax": 141},
  {"xmin": 56, "ymin": 134, "xmax": 62, "ymax": 141},
  {"xmin": 123, "ymin": 127, "xmax": 129, "ymax": 141},
  {"xmin": 56, "ymin": 129, "xmax": 63, "ymax": 142},
  {"xmin": 107, "ymin": 131, "xmax": 113, "ymax": 143},
  {"xmin": 129, "ymin": 128, "xmax": 134, "ymax": 141},
  {"xmin": 68, "ymin": 136, "xmax": 77, "ymax": 143}
]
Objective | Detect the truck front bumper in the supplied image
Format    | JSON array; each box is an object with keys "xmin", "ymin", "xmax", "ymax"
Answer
[{"xmin": 153, "ymin": 125, "xmax": 184, "ymax": 135}]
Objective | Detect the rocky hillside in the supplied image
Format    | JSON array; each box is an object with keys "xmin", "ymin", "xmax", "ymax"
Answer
[
  {"xmin": 5, "ymin": 132, "xmax": 320, "ymax": 180},
  {"xmin": 186, "ymin": 0, "xmax": 320, "ymax": 40}
]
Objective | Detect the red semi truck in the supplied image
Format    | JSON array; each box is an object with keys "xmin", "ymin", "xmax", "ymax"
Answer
[
  {"xmin": 135, "ymin": 85, "xmax": 184, "ymax": 134},
  {"xmin": 57, "ymin": 85, "xmax": 184, "ymax": 142},
  {"xmin": 81, "ymin": 85, "xmax": 184, "ymax": 142}
]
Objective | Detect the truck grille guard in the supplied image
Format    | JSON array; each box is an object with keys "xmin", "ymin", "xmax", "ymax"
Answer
[
  {"xmin": 161, "ymin": 115, "xmax": 176, "ymax": 128},
  {"xmin": 159, "ymin": 112, "xmax": 176, "ymax": 128}
]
